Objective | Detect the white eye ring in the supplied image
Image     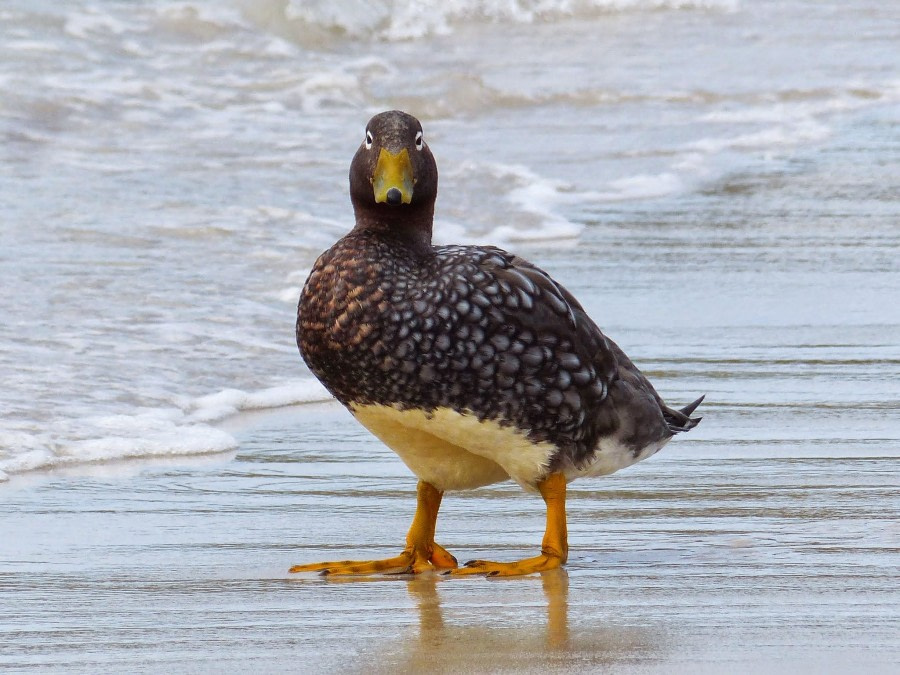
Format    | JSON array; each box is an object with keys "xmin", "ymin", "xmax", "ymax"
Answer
[
  {"xmin": 365, "ymin": 130, "xmax": 374, "ymax": 149},
  {"xmin": 414, "ymin": 131, "xmax": 423, "ymax": 151}
]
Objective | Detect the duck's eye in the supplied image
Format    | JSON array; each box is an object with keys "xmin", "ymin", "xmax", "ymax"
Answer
[
  {"xmin": 414, "ymin": 131, "xmax": 423, "ymax": 151},
  {"xmin": 365, "ymin": 130, "xmax": 374, "ymax": 149}
]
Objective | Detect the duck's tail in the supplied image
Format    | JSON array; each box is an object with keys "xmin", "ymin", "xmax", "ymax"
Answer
[{"xmin": 662, "ymin": 395, "xmax": 705, "ymax": 433}]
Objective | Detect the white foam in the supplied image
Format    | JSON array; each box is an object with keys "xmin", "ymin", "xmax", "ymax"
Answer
[
  {"xmin": 154, "ymin": 3, "xmax": 250, "ymax": 35},
  {"xmin": 59, "ymin": 415, "xmax": 237, "ymax": 463},
  {"xmin": 0, "ymin": 416, "xmax": 235, "ymax": 482},
  {"xmin": 0, "ymin": 380, "xmax": 332, "ymax": 482},
  {"xmin": 700, "ymin": 90, "xmax": 886, "ymax": 125},
  {"xmin": 688, "ymin": 87, "xmax": 899, "ymax": 159},
  {"xmin": 64, "ymin": 9, "xmax": 131, "ymax": 39},
  {"xmin": 296, "ymin": 71, "xmax": 365, "ymax": 112},
  {"xmin": 276, "ymin": 286, "xmax": 303, "ymax": 303},
  {"xmin": 690, "ymin": 120, "xmax": 831, "ymax": 154},
  {"xmin": 605, "ymin": 172, "xmax": 684, "ymax": 200},
  {"xmin": 277, "ymin": 0, "xmax": 739, "ymax": 41},
  {"xmin": 185, "ymin": 380, "xmax": 331, "ymax": 422},
  {"xmin": 434, "ymin": 161, "xmax": 585, "ymax": 245}
]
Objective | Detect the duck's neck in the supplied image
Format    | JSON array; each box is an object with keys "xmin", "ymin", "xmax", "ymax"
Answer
[{"xmin": 351, "ymin": 203, "xmax": 435, "ymax": 257}]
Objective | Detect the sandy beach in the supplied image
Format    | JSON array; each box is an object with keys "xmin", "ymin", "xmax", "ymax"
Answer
[
  {"xmin": 3, "ymin": 0, "xmax": 899, "ymax": 672},
  {"xmin": 3, "ymin": 402, "xmax": 897, "ymax": 673}
]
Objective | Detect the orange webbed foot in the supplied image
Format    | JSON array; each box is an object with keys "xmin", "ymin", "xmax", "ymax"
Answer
[
  {"xmin": 447, "ymin": 551, "xmax": 565, "ymax": 577},
  {"xmin": 449, "ymin": 473, "xmax": 568, "ymax": 578},
  {"xmin": 289, "ymin": 542, "xmax": 458, "ymax": 576},
  {"xmin": 290, "ymin": 480, "xmax": 456, "ymax": 576}
]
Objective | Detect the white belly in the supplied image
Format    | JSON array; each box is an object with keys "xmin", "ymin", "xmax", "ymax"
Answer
[
  {"xmin": 350, "ymin": 404, "xmax": 557, "ymax": 492},
  {"xmin": 564, "ymin": 436, "xmax": 670, "ymax": 481}
]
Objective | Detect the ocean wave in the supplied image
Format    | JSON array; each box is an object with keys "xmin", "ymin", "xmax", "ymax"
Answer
[
  {"xmin": 184, "ymin": 380, "xmax": 331, "ymax": 422},
  {"xmin": 381, "ymin": 74, "xmax": 720, "ymax": 122},
  {"xmin": 434, "ymin": 161, "xmax": 584, "ymax": 245},
  {"xmin": 686, "ymin": 85, "xmax": 900, "ymax": 158},
  {"xmin": 238, "ymin": 0, "xmax": 739, "ymax": 43},
  {"xmin": 0, "ymin": 380, "xmax": 332, "ymax": 482}
]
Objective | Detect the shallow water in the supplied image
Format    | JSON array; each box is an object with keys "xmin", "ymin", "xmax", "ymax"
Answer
[
  {"xmin": 1, "ymin": 0, "xmax": 898, "ymax": 476},
  {"xmin": 1, "ymin": 0, "xmax": 899, "ymax": 670}
]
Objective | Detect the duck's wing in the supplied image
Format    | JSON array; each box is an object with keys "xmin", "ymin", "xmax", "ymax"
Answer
[
  {"xmin": 500, "ymin": 251, "xmax": 620, "ymax": 386},
  {"xmin": 471, "ymin": 248, "xmax": 701, "ymax": 463},
  {"xmin": 453, "ymin": 247, "xmax": 622, "ymax": 461}
]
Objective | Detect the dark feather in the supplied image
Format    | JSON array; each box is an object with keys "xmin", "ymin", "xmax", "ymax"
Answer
[{"xmin": 662, "ymin": 395, "xmax": 705, "ymax": 433}]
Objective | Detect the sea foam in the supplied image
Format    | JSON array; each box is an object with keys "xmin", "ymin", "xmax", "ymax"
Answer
[
  {"xmin": 270, "ymin": 0, "xmax": 740, "ymax": 41},
  {"xmin": 434, "ymin": 161, "xmax": 585, "ymax": 245},
  {"xmin": 0, "ymin": 380, "xmax": 332, "ymax": 482}
]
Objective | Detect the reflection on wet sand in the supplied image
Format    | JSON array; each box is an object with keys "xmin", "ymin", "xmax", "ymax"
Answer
[
  {"xmin": 412, "ymin": 571, "xmax": 569, "ymax": 650},
  {"xmin": 366, "ymin": 570, "xmax": 658, "ymax": 673}
]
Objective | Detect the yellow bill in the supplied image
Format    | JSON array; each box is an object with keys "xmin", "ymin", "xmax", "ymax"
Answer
[{"xmin": 373, "ymin": 148, "xmax": 414, "ymax": 204}]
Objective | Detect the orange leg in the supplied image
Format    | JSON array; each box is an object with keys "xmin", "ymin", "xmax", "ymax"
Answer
[
  {"xmin": 450, "ymin": 472, "xmax": 568, "ymax": 577},
  {"xmin": 289, "ymin": 480, "xmax": 457, "ymax": 576}
]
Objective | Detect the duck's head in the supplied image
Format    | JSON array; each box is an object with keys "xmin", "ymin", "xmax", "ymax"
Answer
[{"xmin": 349, "ymin": 111, "xmax": 438, "ymax": 235}]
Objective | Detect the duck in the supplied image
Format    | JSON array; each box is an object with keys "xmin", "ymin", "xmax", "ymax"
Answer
[{"xmin": 291, "ymin": 110, "xmax": 703, "ymax": 577}]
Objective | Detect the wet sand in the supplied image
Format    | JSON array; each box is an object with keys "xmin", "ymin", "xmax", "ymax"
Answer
[{"xmin": 2, "ymin": 403, "xmax": 898, "ymax": 673}]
